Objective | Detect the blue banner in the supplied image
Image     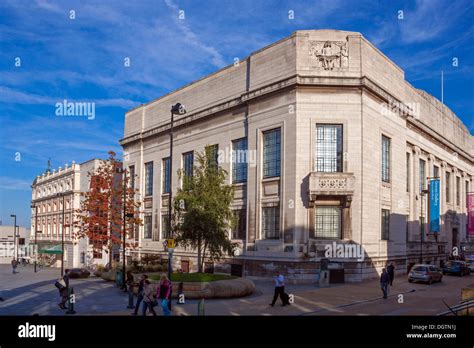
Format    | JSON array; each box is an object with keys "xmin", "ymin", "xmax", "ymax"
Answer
[{"xmin": 429, "ymin": 179, "xmax": 440, "ymax": 233}]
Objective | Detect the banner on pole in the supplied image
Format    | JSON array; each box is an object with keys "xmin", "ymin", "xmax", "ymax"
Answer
[
  {"xmin": 429, "ymin": 179, "xmax": 440, "ymax": 234},
  {"xmin": 468, "ymin": 193, "xmax": 474, "ymax": 236}
]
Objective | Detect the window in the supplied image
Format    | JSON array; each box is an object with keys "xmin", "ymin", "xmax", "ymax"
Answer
[
  {"xmin": 316, "ymin": 124, "xmax": 342, "ymax": 172},
  {"xmin": 456, "ymin": 176, "xmax": 461, "ymax": 206},
  {"xmin": 144, "ymin": 162, "xmax": 153, "ymax": 196},
  {"xmin": 144, "ymin": 214, "xmax": 152, "ymax": 239},
  {"xmin": 161, "ymin": 214, "xmax": 170, "ymax": 239},
  {"xmin": 93, "ymin": 242, "xmax": 102, "ymax": 259},
  {"xmin": 315, "ymin": 206, "xmax": 341, "ymax": 239},
  {"xmin": 182, "ymin": 151, "xmax": 194, "ymax": 178},
  {"xmin": 129, "ymin": 165, "xmax": 135, "ymax": 190},
  {"xmin": 446, "ymin": 171, "xmax": 451, "ymax": 203},
  {"xmin": 262, "ymin": 206, "xmax": 280, "ymax": 239},
  {"xmin": 232, "ymin": 138, "xmax": 248, "ymax": 183},
  {"xmin": 206, "ymin": 144, "xmax": 219, "ymax": 167},
  {"xmin": 381, "ymin": 209, "xmax": 390, "ymax": 240},
  {"xmin": 263, "ymin": 128, "xmax": 281, "ymax": 178},
  {"xmin": 232, "ymin": 209, "xmax": 246, "ymax": 240},
  {"xmin": 162, "ymin": 158, "xmax": 170, "ymax": 194},
  {"xmin": 419, "ymin": 159, "xmax": 426, "ymax": 193},
  {"xmin": 381, "ymin": 135, "xmax": 391, "ymax": 183},
  {"xmin": 18, "ymin": 238, "xmax": 25, "ymax": 245},
  {"xmin": 406, "ymin": 153, "xmax": 410, "ymax": 192},
  {"xmin": 433, "ymin": 165, "xmax": 439, "ymax": 178}
]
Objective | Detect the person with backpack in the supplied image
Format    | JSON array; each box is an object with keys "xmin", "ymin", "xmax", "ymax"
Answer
[
  {"xmin": 157, "ymin": 274, "xmax": 172, "ymax": 316},
  {"xmin": 58, "ymin": 269, "xmax": 70, "ymax": 309},
  {"xmin": 386, "ymin": 262, "xmax": 395, "ymax": 286},
  {"xmin": 269, "ymin": 271, "xmax": 289, "ymax": 307},
  {"xmin": 142, "ymin": 279, "xmax": 157, "ymax": 316},
  {"xmin": 132, "ymin": 274, "xmax": 148, "ymax": 315},
  {"xmin": 380, "ymin": 268, "xmax": 390, "ymax": 299}
]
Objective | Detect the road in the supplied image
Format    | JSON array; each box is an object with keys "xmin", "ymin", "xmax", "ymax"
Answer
[{"xmin": 0, "ymin": 264, "xmax": 472, "ymax": 316}]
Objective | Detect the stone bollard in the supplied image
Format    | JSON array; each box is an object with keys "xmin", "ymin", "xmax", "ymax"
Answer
[{"xmin": 66, "ymin": 287, "xmax": 76, "ymax": 314}]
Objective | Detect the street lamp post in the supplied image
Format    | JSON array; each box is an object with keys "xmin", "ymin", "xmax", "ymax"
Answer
[
  {"xmin": 168, "ymin": 103, "xmax": 186, "ymax": 280},
  {"xmin": 56, "ymin": 193, "xmax": 66, "ymax": 276},
  {"xmin": 420, "ymin": 188, "xmax": 429, "ymax": 263},
  {"xmin": 10, "ymin": 214, "xmax": 16, "ymax": 260},
  {"xmin": 31, "ymin": 204, "xmax": 38, "ymax": 272},
  {"xmin": 116, "ymin": 167, "xmax": 127, "ymax": 290}
]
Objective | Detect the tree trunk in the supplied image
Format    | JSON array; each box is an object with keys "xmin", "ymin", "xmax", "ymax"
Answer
[
  {"xmin": 197, "ymin": 235, "xmax": 202, "ymax": 273},
  {"xmin": 200, "ymin": 242, "xmax": 207, "ymax": 273}
]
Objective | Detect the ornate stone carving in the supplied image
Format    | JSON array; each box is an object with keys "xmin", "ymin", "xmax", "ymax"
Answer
[
  {"xmin": 309, "ymin": 40, "xmax": 349, "ymax": 70},
  {"xmin": 309, "ymin": 172, "xmax": 355, "ymax": 197}
]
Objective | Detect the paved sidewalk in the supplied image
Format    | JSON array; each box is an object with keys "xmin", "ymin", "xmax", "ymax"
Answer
[{"xmin": 0, "ymin": 264, "xmax": 471, "ymax": 316}]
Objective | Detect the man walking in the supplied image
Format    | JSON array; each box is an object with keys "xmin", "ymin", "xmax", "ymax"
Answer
[
  {"xmin": 386, "ymin": 262, "xmax": 395, "ymax": 286},
  {"xmin": 11, "ymin": 258, "xmax": 18, "ymax": 274},
  {"xmin": 132, "ymin": 274, "xmax": 147, "ymax": 315},
  {"xmin": 380, "ymin": 268, "xmax": 390, "ymax": 299},
  {"xmin": 269, "ymin": 271, "xmax": 288, "ymax": 307},
  {"xmin": 58, "ymin": 269, "xmax": 70, "ymax": 309}
]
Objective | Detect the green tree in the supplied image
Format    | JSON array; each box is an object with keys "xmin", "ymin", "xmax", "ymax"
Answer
[{"xmin": 173, "ymin": 147, "xmax": 238, "ymax": 273}]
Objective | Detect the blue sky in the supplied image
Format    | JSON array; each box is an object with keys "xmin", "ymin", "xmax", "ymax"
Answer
[{"xmin": 0, "ymin": 0, "xmax": 473, "ymax": 227}]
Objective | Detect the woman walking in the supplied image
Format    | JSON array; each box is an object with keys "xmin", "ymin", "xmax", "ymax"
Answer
[
  {"xmin": 142, "ymin": 280, "xmax": 157, "ymax": 316},
  {"xmin": 157, "ymin": 274, "xmax": 172, "ymax": 316}
]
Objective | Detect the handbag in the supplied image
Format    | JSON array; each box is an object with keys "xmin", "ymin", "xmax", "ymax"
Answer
[{"xmin": 55, "ymin": 278, "xmax": 66, "ymax": 290}]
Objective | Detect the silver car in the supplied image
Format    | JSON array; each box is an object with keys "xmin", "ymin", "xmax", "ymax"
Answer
[
  {"xmin": 466, "ymin": 259, "xmax": 474, "ymax": 272},
  {"xmin": 408, "ymin": 264, "xmax": 443, "ymax": 284}
]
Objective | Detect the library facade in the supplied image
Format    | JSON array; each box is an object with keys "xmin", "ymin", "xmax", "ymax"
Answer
[{"xmin": 120, "ymin": 30, "xmax": 474, "ymax": 282}]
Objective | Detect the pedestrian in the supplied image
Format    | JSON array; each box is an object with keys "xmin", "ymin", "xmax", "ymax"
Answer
[
  {"xmin": 58, "ymin": 269, "xmax": 70, "ymax": 309},
  {"xmin": 380, "ymin": 268, "xmax": 390, "ymax": 299},
  {"xmin": 157, "ymin": 274, "xmax": 172, "ymax": 316},
  {"xmin": 387, "ymin": 262, "xmax": 395, "ymax": 286},
  {"xmin": 269, "ymin": 271, "xmax": 288, "ymax": 307},
  {"xmin": 132, "ymin": 274, "xmax": 147, "ymax": 315},
  {"xmin": 11, "ymin": 258, "xmax": 18, "ymax": 274},
  {"xmin": 142, "ymin": 280, "xmax": 157, "ymax": 316},
  {"xmin": 126, "ymin": 270, "xmax": 135, "ymax": 307}
]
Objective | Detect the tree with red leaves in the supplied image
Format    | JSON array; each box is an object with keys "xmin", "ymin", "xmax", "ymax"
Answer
[{"xmin": 74, "ymin": 151, "xmax": 142, "ymax": 266}]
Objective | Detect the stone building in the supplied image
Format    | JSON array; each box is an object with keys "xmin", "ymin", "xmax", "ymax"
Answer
[
  {"xmin": 0, "ymin": 225, "xmax": 30, "ymax": 264},
  {"xmin": 120, "ymin": 29, "xmax": 474, "ymax": 282},
  {"xmin": 30, "ymin": 159, "xmax": 109, "ymax": 268}
]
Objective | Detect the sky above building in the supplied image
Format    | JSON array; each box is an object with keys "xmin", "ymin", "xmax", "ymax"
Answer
[{"xmin": 0, "ymin": 0, "xmax": 473, "ymax": 227}]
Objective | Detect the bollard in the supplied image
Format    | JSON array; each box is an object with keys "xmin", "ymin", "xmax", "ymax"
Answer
[
  {"xmin": 197, "ymin": 298, "xmax": 205, "ymax": 316},
  {"xmin": 127, "ymin": 283, "xmax": 135, "ymax": 309},
  {"xmin": 66, "ymin": 287, "xmax": 76, "ymax": 314}
]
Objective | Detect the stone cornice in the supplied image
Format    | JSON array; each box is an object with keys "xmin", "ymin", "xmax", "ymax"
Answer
[{"xmin": 119, "ymin": 74, "xmax": 473, "ymax": 167}]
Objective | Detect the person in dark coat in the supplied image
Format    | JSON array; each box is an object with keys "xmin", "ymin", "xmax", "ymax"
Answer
[
  {"xmin": 58, "ymin": 269, "xmax": 70, "ymax": 309},
  {"xmin": 380, "ymin": 268, "xmax": 390, "ymax": 299},
  {"xmin": 132, "ymin": 274, "xmax": 148, "ymax": 315},
  {"xmin": 386, "ymin": 262, "xmax": 395, "ymax": 286}
]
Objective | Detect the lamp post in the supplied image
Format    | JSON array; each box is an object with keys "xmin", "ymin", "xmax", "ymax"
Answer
[
  {"xmin": 56, "ymin": 193, "xmax": 66, "ymax": 276},
  {"xmin": 420, "ymin": 188, "xmax": 429, "ymax": 263},
  {"xmin": 168, "ymin": 103, "xmax": 186, "ymax": 280},
  {"xmin": 116, "ymin": 166, "xmax": 132, "ymax": 290},
  {"xmin": 10, "ymin": 214, "xmax": 16, "ymax": 260},
  {"xmin": 31, "ymin": 204, "xmax": 38, "ymax": 272}
]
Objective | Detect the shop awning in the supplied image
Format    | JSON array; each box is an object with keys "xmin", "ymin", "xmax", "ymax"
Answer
[{"xmin": 38, "ymin": 244, "xmax": 63, "ymax": 254}]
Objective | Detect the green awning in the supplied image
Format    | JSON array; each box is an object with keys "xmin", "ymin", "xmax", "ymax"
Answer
[{"xmin": 38, "ymin": 244, "xmax": 63, "ymax": 254}]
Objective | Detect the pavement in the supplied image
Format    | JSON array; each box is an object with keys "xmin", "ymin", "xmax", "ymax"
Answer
[{"xmin": 0, "ymin": 264, "xmax": 472, "ymax": 316}]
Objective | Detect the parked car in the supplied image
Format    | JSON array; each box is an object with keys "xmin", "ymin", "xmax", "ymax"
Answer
[
  {"xmin": 68, "ymin": 268, "xmax": 91, "ymax": 279},
  {"xmin": 442, "ymin": 261, "xmax": 471, "ymax": 276},
  {"xmin": 466, "ymin": 259, "xmax": 474, "ymax": 272},
  {"xmin": 408, "ymin": 264, "xmax": 443, "ymax": 284}
]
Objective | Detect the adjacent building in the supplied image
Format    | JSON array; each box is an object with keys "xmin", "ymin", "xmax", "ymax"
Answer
[
  {"xmin": 120, "ymin": 29, "xmax": 474, "ymax": 282},
  {"xmin": 30, "ymin": 159, "xmax": 109, "ymax": 268},
  {"xmin": 0, "ymin": 225, "xmax": 30, "ymax": 264}
]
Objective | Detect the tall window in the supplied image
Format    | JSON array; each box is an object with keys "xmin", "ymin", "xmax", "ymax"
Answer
[
  {"xmin": 206, "ymin": 144, "xmax": 219, "ymax": 167},
  {"xmin": 446, "ymin": 171, "xmax": 451, "ymax": 203},
  {"xmin": 232, "ymin": 138, "xmax": 248, "ymax": 183},
  {"xmin": 263, "ymin": 128, "xmax": 281, "ymax": 178},
  {"xmin": 129, "ymin": 165, "xmax": 135, "ymax": 190},
  {"xmin": 456, "ymin": 176, "xmax": 460, "ymax": 206},
  {"xmin": 161, "ymin": 215, "xmax": 170, "ymax": 239},
  {"xmin": 381, "ymin": 209, "xmax": 390, "ymax": 240},
  {"xmin": 433, "ymin": 165, "xmax": 439, "ymax": 178},
  {"xmin": 232, "ymin": 209, "xmax": 246, "ymax": 239},
  {"xmin": 381, "ymin": 135, "xmax": 391, "ymax": 183},
  {"xmin": 144, "ymin": 162, "xmax": 153, "ymax": 196},
  {"xmin": 406, "ymin": 153, "xmax": 410, "ymax": 192},
  {"xmin": 182, "ymin": 151, "xmax": 194, "ymax": 178},
  {"xmin": 315, "ymin": 206, "xmax": 341, "ymax": 239},
  {"xmin": 419, "ymin": 159, "xmax": 426, "ymax": 193},
  {"xmin": 262, "ymin": 206, "xmax": 280, "ymax": 239},
  {"xmin": 144, "ymin": 214, "xmax": 152, "ymax": 239},
  {"xmin": 316, "ymin": 124, "xmax": 342, "ymax": 172},
  {"xmin": 162, "ymin": 157, "xmax": 170, "ymax": 194}
]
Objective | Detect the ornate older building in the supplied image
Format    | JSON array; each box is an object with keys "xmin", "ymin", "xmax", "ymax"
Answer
[
  {"xmin": 30, "ymin": 159, "xmax": 109, "ymax": 268},
  {"xmin": 120, "ymin": 30, "xmax": 474, "ymax": 282}
]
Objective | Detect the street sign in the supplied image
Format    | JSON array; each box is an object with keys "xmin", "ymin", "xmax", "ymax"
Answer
[{"xmin": 167, "ymin": 239, "xmax": 175, "ymax": 249}]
